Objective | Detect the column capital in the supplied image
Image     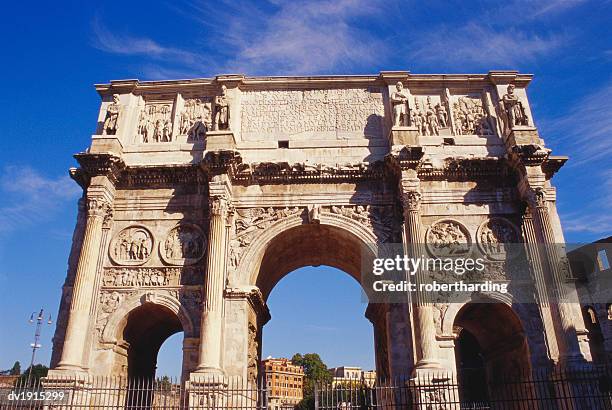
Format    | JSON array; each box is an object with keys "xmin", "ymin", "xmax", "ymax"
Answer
[
  {"xmin": 209, "ymin": 194, "xmax": 232, "ymax": 217},
  {"xmin": 85, "ymin": 197, "xmax": 112, "ymax": 219},
  {"xmin": 526, "ymin": 187, "xmax": 547, "ymax": 209},
  {"xmin": 401, "ymin": 190, "xmax": 422, "ymax": 212}
]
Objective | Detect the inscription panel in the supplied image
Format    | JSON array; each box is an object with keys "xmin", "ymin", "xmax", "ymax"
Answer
[{"xmin": 240, "ymin": 88, "xmax": 384, "ymax": 140}]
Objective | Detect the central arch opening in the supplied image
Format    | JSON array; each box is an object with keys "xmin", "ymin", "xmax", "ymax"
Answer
[{"xmin": 249, "ymin": 222, "xmax": 383, "ymax": 407}]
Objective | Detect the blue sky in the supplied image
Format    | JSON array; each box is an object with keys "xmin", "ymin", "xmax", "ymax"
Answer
[{"xmin": 0, "ymin": 0, "xmax": 610, "ymax": 376}]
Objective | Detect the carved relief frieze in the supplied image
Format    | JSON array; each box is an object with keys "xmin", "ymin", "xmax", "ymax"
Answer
[
  {"xmin": 477, "ymin": 217, "xmax": 521, "ymax": 261},
  {"xmin": 328, "ymin": 205, "xmax": 397, "ymax": 243},
  {"xmin": 411, "ymin": 95, "xmax": 451, "ymax": 136},
  {"xmin": 101, "ymin": 267, "xmax": 202, "ymax": 287},
  {"xmin": 229, "ymin": 207, "xmax": 304, "ymax": 270},
  {"xmin": 137, "ymin": 101, "xmax": 174, "ymax": 143},
  {"xmin": 95, "ymin": 290, "xmax": 134, "ymax": 337},
  {"xmin": 240, "ymin": 88, "xmax": 384, "ymax": 139},
  {"xmin": 179, "ymin": 97, "xmax": 213, "ymax": 141},
  {"xmin": 247, "ymin": 323, "xmax": 259, "ymax": 382},
  {"xmin": 452, "ymin": 95, "xmax": 494, "ymax": 135},
  {"xmin": 160, "ymin": 224, "xmax": 206, "ymax": 265},
  {"xmin": 426, "ymin": 219, "xmax": 472, "ymax": 256},
  {"xmin": 109, "ymin": 225, "xmax": 154, "ymax": 265}
]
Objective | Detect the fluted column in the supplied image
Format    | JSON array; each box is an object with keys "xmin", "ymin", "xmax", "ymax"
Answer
[
  {"xmin": 57, "ymin": 197, "xmax": 111, "ymax": 371},
  {"xmin": 527, "ymin": 187, "xmax": 582, "ymax": 362},
  {"xmin": 522, "ymin": 208, "xmax": 560, "ymax": 361},
  {"xmin": 400, "ymin": 178, "xmax": 442, "ymax": 371},
  {"xmin": 196, "ymin": 194, "xmax": 231, "ymax": 375}
]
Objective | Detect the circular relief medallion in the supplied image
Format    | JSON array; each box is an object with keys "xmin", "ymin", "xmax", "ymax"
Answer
[
  {"xmin": 160, "ymin": 224, "xmax": 206, "ymax": 265},
  {"xmin": 426, "ymin": 219, "xmax": 472, "ymax": 257},
  {"xmin": 109, "ymin": 225, "xmax": 154, "ymax": 266},
  {"xmin": 477, "ymin": 217, "xmax": 521, "ymax": 261}
]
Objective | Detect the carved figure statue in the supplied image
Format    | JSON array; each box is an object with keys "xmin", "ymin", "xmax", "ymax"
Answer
[
  {"xmin": 390, "ymin": 81, "xmax": 409, "ymax": 126},
  {"xmin": 102, "ymin": 94, "xmax": 121, "ymax": 135},
  {"xmin": 214, "ymin": 85, "xmax": 230, "ymax": 130},
  {"xmin": 501, "ymin": 84, "xmax": 529, "ymax": 131},
  {"xmin": 308, "ymin": 204, "xmax": 321, "ymax": 224},
  {"xmin": 435, "ymin": 103, "xmax": 448, "ymax": 128}
]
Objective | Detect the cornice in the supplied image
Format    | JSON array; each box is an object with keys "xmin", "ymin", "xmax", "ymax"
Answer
[
  {"xmin": 73, "ymin": 152, "xmax": 125, "ymax": 184},
  {"xmin": 94, "ymin": 71, "xmax": 535, "ymax": 95}
]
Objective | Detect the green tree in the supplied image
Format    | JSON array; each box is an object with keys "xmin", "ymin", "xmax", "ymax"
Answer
[
  {"xmin": 18, "ymin": 364, "xmax": 49, "ymax": 386},
  {"xmin": 291, "ymin": 353, "xmax": 332, "ymax": 410},
  {"xmin": 10, "ymin": 361, "xmax": 21, "ymax": 375}
]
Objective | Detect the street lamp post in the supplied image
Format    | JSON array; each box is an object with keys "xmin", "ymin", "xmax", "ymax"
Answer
[{"xmin": 27, "ymin": 308, "xmax": 52, "ymax": 383}]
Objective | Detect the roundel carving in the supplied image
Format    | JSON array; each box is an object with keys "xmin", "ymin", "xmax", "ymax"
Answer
[
  {"xmin": 477, "ymin": 217, "xmax": 520, "ymax": 260},
  {"xmin": 425, "ymin": 219, "xmax": 471, "ymax": 257},
  {"xmin": 160, "ymin": 224, "xmax": 206, "ymax": 265},
  {"xmin": 109, "ymin": 225, "xmax": 154, "ymax": 265}
]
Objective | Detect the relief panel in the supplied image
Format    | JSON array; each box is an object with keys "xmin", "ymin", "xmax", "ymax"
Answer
[{"xmin": 240, "ymin": 88, "xmax": 385, "ymax": 140}]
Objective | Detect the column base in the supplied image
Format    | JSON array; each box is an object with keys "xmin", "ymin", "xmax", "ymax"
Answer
[
  {"xmin": 413, "ymin": 359, "xmax": 445, "ymax": 374},
  {"xmin": 188, "ymin": 372, "xmax": 229, "ymax": 408},
  {"xmin": 408, "ymin": 372, "xmax": 459, "ymax": 410}
]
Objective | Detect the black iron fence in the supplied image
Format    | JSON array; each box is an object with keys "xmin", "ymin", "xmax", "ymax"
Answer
[
  {"xmin": 315, "ymin": 367, "xmax": 612, "ymax": 409},
  {"xmin": 1, "ymin": 367, "xmax": 612, "ymax": 409}
]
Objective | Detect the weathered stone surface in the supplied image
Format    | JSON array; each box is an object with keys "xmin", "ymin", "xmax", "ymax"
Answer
[{"xmin": 50, "ymin": 71, "xmax": 589, "ymax": 385}]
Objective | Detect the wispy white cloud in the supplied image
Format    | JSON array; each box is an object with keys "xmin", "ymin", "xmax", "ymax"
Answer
[
  {"xmin": 91, "ymin": 17, "xmax": 207, "ymax": 71},
  {"xmin": 93, "ymin": 0, "xmax": 390, "ymax": 76},
  {"xmin": 0, "ymin": 166, "xmax": 81, "ymax": 234},
  {"xmin": 544, "ymin": 82, "xmax": 612, "ymax": 167},
  {"xmin": 410, "ymin": 23, "xmax": 567, "ymax": 68}
]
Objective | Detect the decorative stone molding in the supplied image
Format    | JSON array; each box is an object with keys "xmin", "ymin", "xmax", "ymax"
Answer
[
  {"xmin": 160, "ymin": 224, "xmax": 206, "ymax": 266},
  {"xmin": 425, "ymin": 219, "xmax": 472, "ymax": 257},
  {"xmin": 109, "ymin": 225, "xmax": 154, "ymax": 266}
]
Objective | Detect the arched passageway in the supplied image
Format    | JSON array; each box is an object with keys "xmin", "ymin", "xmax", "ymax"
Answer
[
  {"xmin": 454, "ymin": 303, "xmax": 531, "ymax": 402},
  {"xmin": 233, "ymin": 219, "xmax": 408, "ymax": 382},
  {"xmin": 122, "ymin": 303, "xmax": 183, "ymax": 379}
]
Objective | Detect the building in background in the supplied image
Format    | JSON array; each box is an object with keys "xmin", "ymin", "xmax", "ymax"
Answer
[
  {"xmin": 570, "ymin": 236, "xmax": 612, "ymax": 364},
  {"xmin": 329, "ymin": 366, "xmax": 377, "ymax": 387},
  {"xmin": 261, "ymin": 358, "xmax": 304, "ymax": 409}
]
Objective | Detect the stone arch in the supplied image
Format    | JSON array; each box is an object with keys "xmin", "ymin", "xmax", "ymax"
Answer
[
  {"xmin": 102, "ymin": 291, "xmax": 195, "ymax": 343},
  {"xmin": 451, "ymin": 297, "xmax": 534, "ymax": 405},
  {"xmin": 441, "ymin": 292, "xmax": 515, "ymax": 337},
  {"xmin": 225, "ymin": 209, "xmax": 394, "ymax": 378},
  {"xmin": 235, "ymin": 211, "xmax": 379, "ymax": 295}
]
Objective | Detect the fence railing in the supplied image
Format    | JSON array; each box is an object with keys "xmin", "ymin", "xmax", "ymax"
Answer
[
  {"xmin": 315, "ymin": 367, "xmax": 612, "ymax": 410},
  {"xmin": 1, "ymin": 367, "xmax": 612, "ymax": 409}
]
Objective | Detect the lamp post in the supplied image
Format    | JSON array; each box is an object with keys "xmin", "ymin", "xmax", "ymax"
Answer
[{"xmin": 27, "ymin": 308, "xmax": 52, "ymax": 383}]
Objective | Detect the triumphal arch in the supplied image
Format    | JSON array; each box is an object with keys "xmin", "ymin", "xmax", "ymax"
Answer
[{"xmin": 48, "ymin": 71, "xmax": 592, "ymax": 386}]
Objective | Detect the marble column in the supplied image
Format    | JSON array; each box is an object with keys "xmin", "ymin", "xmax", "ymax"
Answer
[
  {"xmin": 56, "ymin": 197, "xmax": 111, "ymax": 371},
  {"xmin": 528, "ymin": 187, "xmax": 582, "ymax": 363},
  {"xmin": 522, "ymin": 207, "xmax": 560, "ymax": 362},
  {"xmin": 400, "ymin": 177, "xmax": 441, "ymax": 370},
  {"xmin": 196, "ymin": 194, "xmax": 230, "ymax": 375}
]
